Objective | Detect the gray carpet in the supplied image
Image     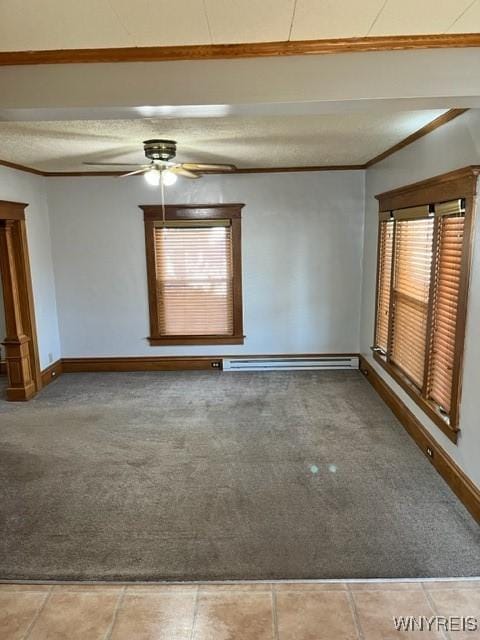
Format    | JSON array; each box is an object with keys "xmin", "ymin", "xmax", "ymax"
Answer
[{"xmin": 0, "ymin": 370, "xmax": 478, "ymax": 581}]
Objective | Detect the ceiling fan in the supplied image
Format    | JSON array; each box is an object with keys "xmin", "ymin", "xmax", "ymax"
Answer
[{"xmin": 83, "ymin": 139, "xmax": 236, "ymax": 186}]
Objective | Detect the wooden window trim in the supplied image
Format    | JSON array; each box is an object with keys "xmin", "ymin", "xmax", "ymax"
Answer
[
  {"xmin": 148, "ymin": 336, "xmax": 245, "ymax": 346},
  {"xmin": 141, "ymin": 203, "xmax": 245, "ymax": 346},
  {"xmin": 372, "ymin": 166, "xmax": 480, "ymax": 443}
]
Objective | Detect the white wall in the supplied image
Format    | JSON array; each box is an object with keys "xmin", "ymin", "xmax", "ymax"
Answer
[
  {"xmin": 360, "ymin": 109, "xmax": 480, "ymax": 488},
  {"xmin": 47, "ymin": 171, "xmax": 365, "ymax": 357},
  {"xmin": 0, "ymin": 166, "xmax": 61, "ymax": 369}
]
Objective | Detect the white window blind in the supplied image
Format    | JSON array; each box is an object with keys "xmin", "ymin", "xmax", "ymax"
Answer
[
  {"xmin": 154, "ymin": 222, "xmax": 234, "ymax": 336},
  {"xmin": 375, "ymin": 217, "xmax": 394, "ymax": 353},
  {"xmin": 427, "ymin": 205, "xmax": 465, "ymax": 413},
  {"xmin": 391, "ymin": 213, "xmax": 434, "ymax": 388}
]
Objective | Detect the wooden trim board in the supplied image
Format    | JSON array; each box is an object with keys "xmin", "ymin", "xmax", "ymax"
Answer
[
  {"xmin": 222, "ymin": 165, "xmax": 366, "ymax": 173},
  {"xmin": 376, "ymin": 165, "xmax": 480, "ymax": 211},
  {"xmin": 62, "ymin": 356, "xmax": 223, "ymax": 372},
  {"xmin": 40, "ymin": 165, "xmax": 365, "ymax": 177},
  {"xmin": 0, "ymin": 159, "xmax": 45, "ymax": 176},
  {"xmin": 359, "ymin": 355, "xmax": 480, "ymax": 524},
  {"xmin": 364, "ymin": 109, "xmax": 468, "ymax": 168},
  {"xmin": 0, "ymin": 162, "xmax": 364, "ymax": 177},
  {"xmin": 39, "ymin": 357, "xmax": 221, "ymax": 381},
  {"xmin": 1, "ymin": 33, "xmax": 480, "ymax": 66},
  {"xmin": 40, "ymin": 359, "xmax": 63, "ymax": 386}
]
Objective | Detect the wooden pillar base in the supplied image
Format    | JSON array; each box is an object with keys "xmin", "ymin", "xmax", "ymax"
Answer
[
  {"xmin": 5, "ymin": 384, "xmax": 36, "ymax": 402},
  {"xmin": 2, "ymin": 336, "xmax": 36, "ymax": 401}
]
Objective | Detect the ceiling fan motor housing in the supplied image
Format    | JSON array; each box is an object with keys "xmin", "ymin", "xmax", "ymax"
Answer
[{"xmin": 143, "ymin": 139, "xmax": 177, "ymax": 161}]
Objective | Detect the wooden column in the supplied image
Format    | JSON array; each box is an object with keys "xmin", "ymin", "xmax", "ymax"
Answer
[{"xmin": 0, "ymin": 201, "xmax": 40, "ymax": 401}]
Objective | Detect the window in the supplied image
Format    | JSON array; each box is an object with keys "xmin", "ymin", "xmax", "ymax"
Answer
[
  {"xmin": 373, "ymin": 167, "xmax": 478, "ymax": 442},
  {"xmin": 142, "ymin": 204, "xmax": 244, "ymax": 346}
]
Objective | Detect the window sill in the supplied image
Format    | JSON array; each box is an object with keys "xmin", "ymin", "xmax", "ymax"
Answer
[
  {"xmin": 371, "ymin": 349, "xmax": 459, "ymax": 444},
  {"xmin": 148, "ymin": 335, "xmax": 245, "ymax": 346}
]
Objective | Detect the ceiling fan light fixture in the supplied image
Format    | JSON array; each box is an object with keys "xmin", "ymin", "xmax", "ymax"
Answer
[
  {"xmin": 144, "ymin": 167, "xmax": 161, "ymax": 186},
  {"xmin": 84, "ymin": 138, "xmax": 236, "ymax": 180},
  {"xmin": 162, "ymin": 170, "xmax": 178, "ymax": 186}
]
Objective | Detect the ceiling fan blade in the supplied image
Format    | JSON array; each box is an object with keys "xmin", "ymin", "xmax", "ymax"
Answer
[
  {"xmin": 120, "ymin": 168, "xmax": 150, "ymax": 177},
  {"xmin": 82, "ymin": 162, "xmax": 149, "ymax": 167},
  {"xmin": 170, "ymin": 166, "xmax": 200, "ymax": 179},
  {"xmin": 181, "ymin": 162, "xmax": 236, "ymax": 172}
]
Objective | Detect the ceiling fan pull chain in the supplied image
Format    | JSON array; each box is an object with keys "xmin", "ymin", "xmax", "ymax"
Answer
[{"xmin": 161, "ymin": 170, "xmax": 166, "ymax": 226}]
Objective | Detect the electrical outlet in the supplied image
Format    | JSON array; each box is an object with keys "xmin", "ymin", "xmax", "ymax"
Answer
[
  {"xmin": 211, "ymin": 362, "xmax": 221, "ymax": 369},
  {"xmin": 426, "ymin": 446, "xmax": 434, "ymax": 459}
]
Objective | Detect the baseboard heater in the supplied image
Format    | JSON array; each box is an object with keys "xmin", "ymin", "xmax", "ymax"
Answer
[{"xmin": 222, "ymin": 355, "xmax": 359, "ymax": 372}]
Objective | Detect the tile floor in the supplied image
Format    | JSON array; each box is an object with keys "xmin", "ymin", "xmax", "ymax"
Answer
[{"xmin": 1, "ymin": 580, "xmax": 480, "ymax": 639}]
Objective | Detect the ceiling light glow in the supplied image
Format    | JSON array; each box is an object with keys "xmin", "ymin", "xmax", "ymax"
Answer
[
  {"xmin": 162, "ymin": 170, "xmax": 178, "ymax": 186},
  {"xmin": 144, "ymin": 168, "xmax": 161, "ymax": 186}
]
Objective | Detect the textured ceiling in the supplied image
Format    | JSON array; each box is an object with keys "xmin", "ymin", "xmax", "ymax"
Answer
[
  {"xmin": 0, "ymin": 110, "xmax": 446, "ymax": 171},
  {"xmin": 0, "ymin": 0, "xmax": 478, "ymax": 51}
]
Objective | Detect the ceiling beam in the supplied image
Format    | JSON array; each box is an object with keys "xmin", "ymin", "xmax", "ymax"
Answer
[
  {"xmin": 2, "ymin": 99, "xmax": 475, "ymax": 123},
  {"xmin": 2, "ymin": 49, "xmax": 479, "ymax": 110}
]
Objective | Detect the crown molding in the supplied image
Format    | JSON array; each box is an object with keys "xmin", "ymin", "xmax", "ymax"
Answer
[
  {"xmin": 0, "ymin": 33, "xmax": 479, "ymax": 66},
  {"xmin": 223, "ymin": 165, "xmax": 365, "ymax": 173},
  {"xmin": 364, "ymin": 109, "xmax": 469, "ymax": 168},
  {"xmin": 0, "ymin": 158, "xmax": 45, "ymax": 176},
  {"xmin": 42, "ymin": 165, "xmax": 365, "ymax": 177}
]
